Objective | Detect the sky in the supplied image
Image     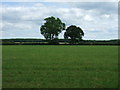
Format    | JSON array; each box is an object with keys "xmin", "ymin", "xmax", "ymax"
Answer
[{"xmin": 0, "ymin": 0, "xmax": 118, "ymax": 40}]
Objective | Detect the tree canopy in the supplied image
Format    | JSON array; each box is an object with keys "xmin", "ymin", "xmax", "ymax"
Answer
[
  {"xmin": 40, "ymin": 16, "xmax": 65, "ymax": 40},
  {"xmin": 64, "ymin": 25, "xmax": 84, "ymax": 43}
]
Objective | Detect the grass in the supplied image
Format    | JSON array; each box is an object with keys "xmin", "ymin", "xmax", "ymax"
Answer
[{"xmin": 2, "ymin": 45, "xmax": 118, "ymax": 88}]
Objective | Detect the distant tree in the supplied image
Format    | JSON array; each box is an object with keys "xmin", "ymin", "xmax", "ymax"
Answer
[
  {"xmin": 40, "ymin": 16, "xmax": 65, "ymax": 41},
  {"xmin": 64, "ymin": 25, "xmax": 84, "ymax": 44}
]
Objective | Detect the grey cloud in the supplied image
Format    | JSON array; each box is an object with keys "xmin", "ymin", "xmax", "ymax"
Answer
[
  {"xmin": 69, "ymin": 2, "xmax": 118, "ymax": 14},
  {"xmin": 1, "ymin": 2, "xmax": 118, "ymax": 40}
]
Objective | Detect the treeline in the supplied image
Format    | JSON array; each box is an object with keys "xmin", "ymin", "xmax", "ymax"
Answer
[
  {"xmin": 1, "ymin": 39, "xmax": 119, "ymax": 45},
  {"xmin": 1, "ymin": 16, "xmax": 118, "ymax": 46}
]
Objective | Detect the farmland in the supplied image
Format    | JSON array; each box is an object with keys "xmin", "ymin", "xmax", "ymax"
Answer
[{"xmin": 2, "ymin": 45, "xmax": 118, "ymax": 88}]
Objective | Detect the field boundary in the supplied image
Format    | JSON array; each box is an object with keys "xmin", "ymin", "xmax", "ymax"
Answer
[{"xmin": 1, "ymin": 39, "xmax": 119, "ymax": 45}]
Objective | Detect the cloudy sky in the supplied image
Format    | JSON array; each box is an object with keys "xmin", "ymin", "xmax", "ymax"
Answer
[{"xmin": 0, "ymin": 1, "xmax": 118, "ymax": 40}]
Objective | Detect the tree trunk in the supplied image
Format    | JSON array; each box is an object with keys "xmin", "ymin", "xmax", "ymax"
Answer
[{"xmin": 52, "ymin": 34, "xmax": 54, "ymax": 40}]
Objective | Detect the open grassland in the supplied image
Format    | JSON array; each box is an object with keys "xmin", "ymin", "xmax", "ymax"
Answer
[{"xmin": 2, "ymin": 45, "xmax": 118, "ymax": 88}]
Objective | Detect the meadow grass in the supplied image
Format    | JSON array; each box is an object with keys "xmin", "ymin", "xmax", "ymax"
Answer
[{"xmin": 2, "ymin": 45, "xmax": 118, "ymax": 88}]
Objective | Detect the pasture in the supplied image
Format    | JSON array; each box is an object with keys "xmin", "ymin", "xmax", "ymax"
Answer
[{"xmin": 2, "ymin": 45, "xmax": 118, "ymax": 88}]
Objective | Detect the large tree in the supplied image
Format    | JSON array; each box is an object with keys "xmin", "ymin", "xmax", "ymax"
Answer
[
  {"xmin": 64, "ymin": 25, "xmax": 84, "ymax": 43},
  {"xmin": 40, "ymin": 16, "xmax": 65, "ymax": 40}
]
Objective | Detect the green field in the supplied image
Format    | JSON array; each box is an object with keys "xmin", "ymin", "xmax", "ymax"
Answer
[{"xmin": 2, "ymin": 45, "xmax": 118, "ymax": 88}]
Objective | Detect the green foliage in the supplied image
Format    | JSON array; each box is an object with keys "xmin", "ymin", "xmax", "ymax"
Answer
[
  {"xmin": 2, "ymin": 39, "xmax": 119, "ymax": 45},
  {"xmin": 64, "ymin": 25, "xmax": 84, "ymax": 44},
  {"xmin": 40, "ymin": 16, "xmax": 65, "ymax": 40},
  {"xmin": 47, "ymin": 38, "xmax": 59, "ymax": 44},
  {"xmin": 3, "ymin": 45, "xmax": 118, "ymax": 88}
]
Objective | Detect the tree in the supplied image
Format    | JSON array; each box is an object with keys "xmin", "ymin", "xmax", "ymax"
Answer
[
  {"xmin": 64, "ymin": 25, "xmax": 84, "ymax": 44},
  {"xmin": 40, "ymin": 16, "xmax": 65, "ymax": 41}
]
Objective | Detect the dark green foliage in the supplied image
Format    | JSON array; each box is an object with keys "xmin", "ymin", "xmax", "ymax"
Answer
[
  {"xmin": 1, "ymin": 39, "xmax": 119, "ymax": 45},
  {"xmin": 64, "ymin": 25, "xmax": 84, "ymax": 44},
  {"xmin": 47, "ymin": 38, "xmax": 59, "ymax": 44},
  {"xmin": 40, "ymin": 16, "xmax": 65, "ymax": 41}
]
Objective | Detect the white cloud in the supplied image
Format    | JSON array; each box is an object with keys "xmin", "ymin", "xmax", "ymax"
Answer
[
  {"xmin": 1, "ymin": 2, "xmax": 118, "ymax": 40},
  {"xmin": 83, "ymin": 15, "xmax": 93, "ymax": 21}
]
